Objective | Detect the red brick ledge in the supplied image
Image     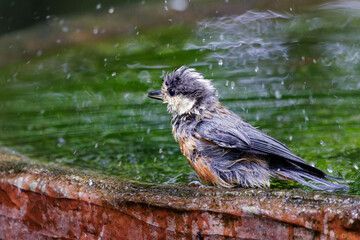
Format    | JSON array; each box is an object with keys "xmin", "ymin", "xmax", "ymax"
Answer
[{"xmin": 0, "ymin": 152, "xmax": 359, "ymax": 239}]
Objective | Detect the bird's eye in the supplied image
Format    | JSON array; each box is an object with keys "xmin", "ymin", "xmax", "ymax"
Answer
[{"xmin": 169, "ymin": 89, "xmax": 176, "ymax": 96}]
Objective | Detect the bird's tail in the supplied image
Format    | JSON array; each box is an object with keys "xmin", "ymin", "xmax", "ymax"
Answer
[{"xmin": 276, "ymin": 169, "xmax": 349, "ymax": 192}]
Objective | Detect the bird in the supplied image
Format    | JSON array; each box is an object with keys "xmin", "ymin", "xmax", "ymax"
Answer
[{"xmin": 147, "ymin": 66, "xmax": 348, "ymax": 191}]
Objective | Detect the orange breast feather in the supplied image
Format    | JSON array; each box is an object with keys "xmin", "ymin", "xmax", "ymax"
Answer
[{"xmin": 179, "ymin": 137, "xmax": 218, "ymax": 186}]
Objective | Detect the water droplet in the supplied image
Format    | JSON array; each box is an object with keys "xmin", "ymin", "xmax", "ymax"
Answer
[
  {"xmin": 218, "ymin": 59, "xmax": 223, "ymax": 66},
  {"xmin": 275, "ymin": 90, "xmax": 282, "ymax": 99},
  {"xmin": 354, "ymin": 164, "xmax": 359, "ymax": 170},
  {"xmin": 62, "ymin": 26, "xmax": 68, "ymax": 32},
  {"xmin": 108, "ymin": 7, "xmax": 115, "ymax": 14},
  {"xmin": 164, "ymin": 6, "xmax": 168, "ymax": 11},
  {"xmin": 289, "ymin": 135, "xmax": 293, "ymax": 141},
  {"xmin": 95, "ymin": 143, "xmax": 98, "ymax": 148},
  {"xmin": 93, "ymin": 28, "xmax": 99, "ymax": 35},
  {"xmin": 96, "ymin": 3, "xmax": 101, "ymax": 10},
  {"xmin": 138, "ymin": 70, "xmax": 151, "ymax": 83},
  {"xmin": 170, "ymin": 0, "xmax": 189, "ymax": 11},
  {"xmin": 219, "ymin": 33, "xmax": 224, "ymax": 40},
  {"xmin": 254, "ymin": 66, "xmax": 259, "ymax": 72},
  {"xmin": 225, "ymin": 80, "xmax": 229, "ymax": 86},
  {"xmin": 327, "ymin": 168, "xmax": 333, "ymax": 173},
  {"xmin": 231, "ymin": 81, "xmax": 235, "ymax": 89},
  {"xmin": 111, "ymin": 72, "xmax": 116, "ymax": 77},
  {"xmin": 320, "ymin": 140, "xmax": 326, "ymax": 146}
]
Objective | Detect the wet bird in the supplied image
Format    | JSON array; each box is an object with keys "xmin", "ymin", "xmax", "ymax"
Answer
[{"xmin": 147, "ymin": 66, "xmax": 348, "ymax": 191}]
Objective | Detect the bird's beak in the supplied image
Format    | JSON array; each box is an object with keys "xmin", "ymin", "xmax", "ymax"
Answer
[{"xmin": 147, "ymin": 90, "xmax": 163, "ymax": 101}]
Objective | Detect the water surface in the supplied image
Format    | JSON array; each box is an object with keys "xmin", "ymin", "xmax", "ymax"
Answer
[{"xmin": 0, "ymin": 1, "xmax": 359, "ymax": 193}]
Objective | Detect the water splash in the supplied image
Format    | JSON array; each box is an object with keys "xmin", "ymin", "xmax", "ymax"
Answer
[{"xmin": 185, "ymin": 10, "xmax": 292, "ymax": 69}]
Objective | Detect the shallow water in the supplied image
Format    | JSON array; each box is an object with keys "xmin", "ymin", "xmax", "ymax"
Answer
[{"xmin": 0, "ymin": 1, "xmax": 359, "ymax": 193}]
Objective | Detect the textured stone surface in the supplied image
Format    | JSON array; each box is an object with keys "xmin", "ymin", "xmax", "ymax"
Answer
[{"xmin": 0, "ymin": 150, "xmax": 359, "ymax": 239}]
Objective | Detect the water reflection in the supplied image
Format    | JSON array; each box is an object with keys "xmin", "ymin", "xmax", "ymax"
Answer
[{"xmin": 0, "ymin": 1, "xmax": 359, "ymax": 193}]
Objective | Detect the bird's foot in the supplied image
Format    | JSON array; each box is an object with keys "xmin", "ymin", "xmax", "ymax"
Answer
[
  {"xmin": 188, "ymin": 180, "xmax": 204, "ymax": 186},
  {"xmin": 188, "ymin": 180, "xmax": 214, "ymax": 188}
]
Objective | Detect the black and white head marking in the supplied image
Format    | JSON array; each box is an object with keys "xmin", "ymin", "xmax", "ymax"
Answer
[{"xmin": 161, "ymin": 66, "xmax": 216, "ymax": 116}]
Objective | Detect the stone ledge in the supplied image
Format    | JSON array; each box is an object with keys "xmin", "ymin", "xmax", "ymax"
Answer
[{"xmin": 0, "ymin": 151, "xmax": 359, "ymax": 239}]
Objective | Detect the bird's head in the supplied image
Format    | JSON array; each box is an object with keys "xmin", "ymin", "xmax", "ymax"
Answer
[{"xmin": 147, "ymin": 66, "xmax": 217, "ymax": 116}]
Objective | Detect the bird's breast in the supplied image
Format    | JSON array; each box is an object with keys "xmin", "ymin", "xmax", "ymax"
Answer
[
  {"xmin": 178, "ymin": 136, "xmax": 218, "ymax": 186},
  {"xmin": 178, "ymin": 136, "xmax": 196, "ymax": 160}
]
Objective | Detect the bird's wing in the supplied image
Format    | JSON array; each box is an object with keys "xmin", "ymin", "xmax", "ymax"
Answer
[
  {"xmin": 195, "ymin": 119, "xmax": 251, "ymax": 150},
  {"xmin": 242, "ymin": 123, "xmax": 308, "ymax": 163},
  {"xmin": 195, "ymin": 117, "xmax": 309, "ymax": 165}
]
